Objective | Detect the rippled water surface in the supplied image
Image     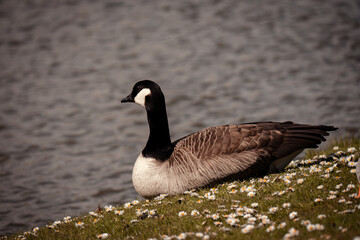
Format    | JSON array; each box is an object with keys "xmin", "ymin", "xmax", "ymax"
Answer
[{"xmin": 1, "ymin": 0, "xmax": 360, "ymax": 235}]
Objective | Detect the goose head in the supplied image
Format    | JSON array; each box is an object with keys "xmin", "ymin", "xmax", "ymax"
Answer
[{"xmin": 121, "ymin": 80, "xmax": 164, "ymax": 112}]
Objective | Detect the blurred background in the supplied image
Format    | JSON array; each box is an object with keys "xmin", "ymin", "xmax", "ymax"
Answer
[{"xmin": 0, "ymin": 0, "xmax": 359, "ymax": 235}]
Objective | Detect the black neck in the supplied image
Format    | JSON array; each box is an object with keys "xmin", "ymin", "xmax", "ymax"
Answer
[{"xmin": 142, "ymin": 97, "xmax": 173, "ymax": 161}]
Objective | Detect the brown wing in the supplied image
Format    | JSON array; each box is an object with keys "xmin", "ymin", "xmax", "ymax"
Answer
[{"xmin": 170, "ymin": 121, "xmax": 336, "ymax": 179}]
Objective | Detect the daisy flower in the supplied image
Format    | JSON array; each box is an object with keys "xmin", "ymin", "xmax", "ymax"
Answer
[
  {"xmin": 124, "ymin": 202, "xmax": 132, "ymax": 209},
  {"xmin": 333, "ymin": 146, "xmax": 339, "ymax": 150},
  {"xmin": 282, "ymin": 203, "xmax": 291, "ymax": 208},
  {"xmin": 214, "ymin": 221, "xmax": 222, "ymax": 226},
  {"xmin": 247, "ymin": 217, "xmax": 257, "ymax": 224},
  {"xmin": 297, "ymin": 179, "xmax": 304, "ymax": 184},
  {"xmin": 241, "ymin": 225, "xmax": 254, "ymax": 234},
  {"xmin": 229, "ymin": 189, "xmax": 238, "ymax": 194},
  {"xmin": 177, "ymin": 233, "xmax": 187, "ymax": 240},
  {"xmin": 301, "ymin": 220, "xmax": 311, "ymax": 226},
  {"xmin": 268, "ymin": 207, "xmax": 279, "ymax": 214},
  {"xmin": 96, "ymin": 233, "xmax": 109, "ymax": 239},
  {"xmin": 317, "ymin": 214, "xmax": 326, "ymax": 219},
  {"xmin": 75, "ymin": 221, "xmax": 84, "ymax": 228},
  {"xmin": 315, "ymin": 224, "xmax": 325, "ymax": 230},
  {"xmin": 348, "ymin": 161, "xmax": 357, "ymax": 167},
  {"xmin": 207, "ymin": 195, "xmax": 216, "ymax": 200},
  {"xmin": 191, "ymin": 210, "xmax": 200, "ymax": 217},
  {"xmin": 178, "ymin": 211, "xmax": 187, "ymax": 217},
  {"xmin": 347, "ymin": 147, "xmax": 356, "ymax": 153},
  {"xmin": 289, "ymin": 211, "xmax": 298, "ymax": 219},
  {"xmin": 278, "ymin": 222, "xmax": 287, "ymax": 229},
  {"xmin": 288, "ymin": 227, "xmax": 299, "ymax": 236},
  {"xmin": 149, "ymin": 209, "xmax": 158, "ymax": 217},
  {"xmin": 317, "ymin": 185, "xmax": 324, "ymax": 190},
  {"xmin": 131, "ymin": 200, "xmax": 139, "ymax": 205},
  {"xmin": 335, "ymin": 184, "xmax": 343, "ymax": 189},
  {"xmin": 284, "ymin": 179, "xmax": 291, "ymax": 184},
  {"xmin": 104, "ymin": 205, "xmax": 114, "ymax": 212},
  {"xmin": 204, "ymin": 192, "xmax": 211, "ymax": 198},
  {"xmin": 247, "ymin": 191, "xmax": 255, "ymax": 197},
  {"xmin": 327, "ymin": 195, "xmax": 336, "ymax": 200},
  {"xmin": 251, "ymin": 203, "xmax": 259, "ymax": 208},
  {"xmin": 211, "ymin": 213, "xmax": 220, "ymax": 220},
  {"xmin": 350, "ymin": 169, "xmax": 356, "ymax": 173},
  {"xmin": 226, "ymin": 217, "xmax": 239, "ymax": 226},
  {"xmin": 266, "ymin": 225, "xmax": 275, "ymax": 232},
  {"xmin": 306, "ymin": 224, "xmax": 316, "ymax": 232},
  {"xmin": 115, "ymin": 210, "xmax": 124, "ymax": 215},
  {"xmin": 89, "ymin": 211, "xmax": 98, "ymax": 217},
  {"xmin": 195, "ymin": 232, "xmax": 204, "ymax": 238},
  {"xmin": 227, "ymin": 183, "xmax": 238, "ymax": 190}
]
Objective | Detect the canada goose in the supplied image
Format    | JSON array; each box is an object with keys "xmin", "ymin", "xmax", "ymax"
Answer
[{"xmin": 121, "ymin": 80, "xmax": 337, "ymax": 198}]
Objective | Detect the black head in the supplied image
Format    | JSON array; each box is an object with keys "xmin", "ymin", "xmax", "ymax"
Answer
[{"xmin": 121, "ymin": 80, "xmax": 164, "ymax": 111}]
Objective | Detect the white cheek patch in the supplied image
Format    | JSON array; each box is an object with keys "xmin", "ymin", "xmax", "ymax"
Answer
[{"xmin": 134, "ymin": 88, "xmax": 151, "ymax": 107}]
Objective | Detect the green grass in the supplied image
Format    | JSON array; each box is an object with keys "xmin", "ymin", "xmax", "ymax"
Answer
[{"xmin": 4, "ymin": 138, "xmax": 360, "ymax": 240}]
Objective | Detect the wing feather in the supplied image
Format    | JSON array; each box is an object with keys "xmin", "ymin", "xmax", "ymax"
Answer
[{"xmin": 170, "ymin": 122, "xmax": 336, "ymax": 181}]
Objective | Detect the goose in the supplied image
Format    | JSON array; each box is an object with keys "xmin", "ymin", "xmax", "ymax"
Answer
[{"xmin": 121, "ymin": 80, "xmax": 337, "ymax": 198}]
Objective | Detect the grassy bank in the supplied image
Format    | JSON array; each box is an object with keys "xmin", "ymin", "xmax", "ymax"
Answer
[{"xmin": 4, "ymin": 138, "xmax": 360, "ymax": 240}]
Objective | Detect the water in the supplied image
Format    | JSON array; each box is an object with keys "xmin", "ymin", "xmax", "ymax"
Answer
[{"xmin": 0, "ymin": 0, "xmax": 359, "ymax": 235}]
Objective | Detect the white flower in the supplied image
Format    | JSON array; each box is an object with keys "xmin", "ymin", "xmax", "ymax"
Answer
[
  {"xmin": 327, "ymin": 195, "xmax": 336, "ymax": 200},
  {"xmin": 211, "ymin": 213, "xmax": 220, "ymax": 220},
  {"xmin": 297, "ymin": 179, "xmax": 304, "ymax": 184},
  {"xmin": 89, "ymin": 211, "xmax": 98, "ymax": 217},
  {"xmin": 178, "ymin": 211, "xmax": 187, "ymax": 217},
  {"xmin": 301, "ymin": 220, "xmax": 311, "ymax": 226},
  {"xmin": 241, "ymin": 225, "xmax": 254, "ymax": 234},
  {"xmin": 191, "ymin": 210, "xmax": 200, "ymax": 216},
  {"xmin": 335, "ymin": 184, "xmax": 343, "ymax": 189},
  {"xmin": 317, "ymin": 185, "xmax": 324, "ymax": 190},
  {"xmin": 348, "ymin": 161, "xmax": 357, "ymax": 167},
  {"xmin": 266, "ymin": 225, "xmax": 275, "ymax": 232},
  {"xmin": 227, "ymin": 183, "xmax": 238, "ymax": 190},
  {"xmin": 317, "ymin": 214, "xmax": 326, "ymax": 219},
  {"xmin": 289, "ymin": 211, "xmax": 298, "ymax": 219},
  {"xmin": 75, "ymin": 221, "xmax": 84, "ymax": 228},
  {"xmin": 124, "ymin": 202, "xmax": 132, "ymax": 208},
  {"xmin": 229, "ymin": 189, "xmax": 238, "ymax": 194},
  {"xmin": 247, "ymin": 217, "xmax": 257, "ymax": 223},
  {"xmin": 247, "ymin": 191, "xmax": 256, "ymax": 197},
  {"xmin": 104, "ymin": 205, "xmax": 114, "ymax": 212},
  {"xmin": 347, "ymin": 147, "xmax": 356, "ymax": 153},
  {"xmin": 288, "ymin": 227, "xmax": 299, "ymax": 236},
  {"xmin": 268, "ymin": 207, "xmax": 279, "ymax": 214},
  {"xmin": 282, "ymin": 203, "xmax": 291, "ymax": 208},
  {"xmin": 226, "ymin": 217, "xmax": 239, "ymax": 226},
  {"xmin": 195, "ymin": 232, "xmax": 204, "ymax": 238},
  {"xmin": 315, "ymin": 224, "xmax": 325, "ymax": 230},
  {"xmin": 278, "ymin": 222, "xmax": 286, "ymax": 229},
  {"xmin": 96, "ymin": 233, "xmax": 109, "ymax": 239},
  {"xmin": 306, "ymin": 224, "xmax": 316, "ymax": 232},
  {"xmin": 214, "ymin": 221, "xmax": 222, "ymax": 226},
  {"xmin": 251, "ymin": 203, "xmax": 259, "ymax": 208},
  {"xmin": 350, "ymin": 169, "xmax": 356, "ymax": 173},
  {"xmin": 333, "ymin": 146, "xmax": 339, "ymax": 151},
  {"xmin": 314, "ymin": 198, "xmax": 323, "ymax": 203},
  {"xmin": 177, "ymin": 233, "xmax": 187, "ymax": 240},
  {"xmin": 131, "ymin": 200, "xmax": 139, "ymax": 205},
  {"xmin": 115, "ymin": 210, "xmax": 124, "ymax": 215}
]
